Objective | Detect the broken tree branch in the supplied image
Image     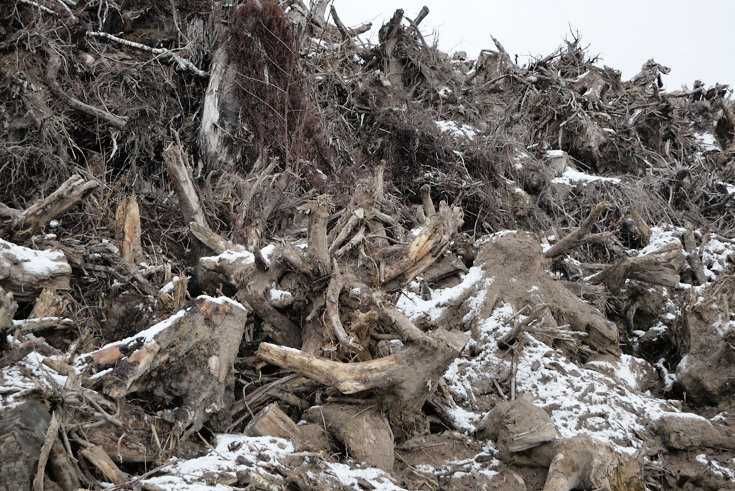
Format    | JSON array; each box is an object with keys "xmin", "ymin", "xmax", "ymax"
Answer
[
  {"xmin": 544, "ymin": 202, "xmax": 609, "ymax": 259},
  {"xmin": 32, "ymin": 411, "xmax": 60, "ymax": 491},
  {"xmin": 13, "ymin": 174, "xmax": 98, "ymax": 236},
  {"xmin": 85, "ymin": 31, "xmax": 208, "ymax": 77},
  {"xmin": 163, "ymin": 142, "xmax": 208, "ymax": 229},
  {"xmin": 258, "ymin": 327, "xmax": 467, "ymax": 413}
]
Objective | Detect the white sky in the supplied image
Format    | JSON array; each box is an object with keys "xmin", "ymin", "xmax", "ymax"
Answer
[{"xmin": 333, "ymin": 0, "xmax": 734, "ymax": 90}]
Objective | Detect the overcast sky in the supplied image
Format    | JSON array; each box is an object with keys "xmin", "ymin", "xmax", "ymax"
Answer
[{"xmin": 333, "ymin": 0, "xmax": 734, "ymax": 90}]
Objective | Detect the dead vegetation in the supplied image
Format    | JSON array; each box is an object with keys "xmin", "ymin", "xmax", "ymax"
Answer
[{"xmin": 1, "ymin": 1, "xmax": 735, "ymax": 490}]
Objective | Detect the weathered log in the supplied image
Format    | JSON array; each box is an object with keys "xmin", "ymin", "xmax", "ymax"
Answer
[
  {"xmin": 420, "ymin": 184, "xmax": 435, "ymax": 218},
  {"xmin": 379, "ymin": 9, "xmax": 405, "ymax": 90},
  {"xmin": 30, "ymin": 288, "xmax": 66, "ymax": 318},
  {"xmin": 539, "ymin": 437, "xmax": 643, "ymax": 491},
  {"xmin": 305, "ymin": 196, "xmax": 332, "ymax": 276},
  {"xmin": 243, "ymin": 403, "xmax": 329, "ymax": 452},
  {"xmin": 674, "ymin": 278, "xmax": 735, "ymax": 403},
  {"xmin": 0, "ymin": 239, "xmax": 72, "ymax": 299},
  {"xmin": 245, "ymin": 403, "xmax": 300, "ymax": 441},
  {"xmin": 13, "ymin": 174, "xmax": 98, "ymax": 236},
  {"xmin": 12, "ymin": 317, "xmax": 74, "ymax": 334},
  {"xmin": 199, "ymin": 248, "xmax": 256, "ymax": 284},
  {"xmin": 190, "ymin": 222, "xmax": 240, "ymax": 255},
  {"xmin": 305, "ymin": 404, "xmax": 395, "ymax": 471}
]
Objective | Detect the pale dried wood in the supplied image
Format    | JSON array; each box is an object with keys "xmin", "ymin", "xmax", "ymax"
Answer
[
  {"xmin": 80, "ymin": 445, "xmax": 127, "ymax": 484},
  {"xmin": 0, "ymin": 286, "xmax": 17, "ymax": 331},
  {"xmin": 305, "ymin": 196, "xmax": 331, "ymax": 275},
  {"xmin": 31, "ymin": 288, "xmax": 66, "ymax": 318},
  {"xmin": 13, "ymin": 317, "xmax": 74, "ymax": 334},
  {"xmin": 164, "ymin": 143, "xmax": 208, "ymax": 229},
  {"xmin": 379, "ymin": 9, "xmax": 405, "ymax": 89},
  {"xmin": 258, "ymin": 328, "xmax": 467, "ymax": 413},
  {"xmin": 190, "ymin": 222, "xmax": 239, "ymax": 254},
  {"xmin": 305, "ymin": 404, "xmax": 394, "ymax": 471},
  {"xmin": 382, "ymin": 202, "xmax": 463, "ymax": 285},
  {"xmin": 115, "ymin": 195, "xmax": 143, "ymax": 266},
  {"xmin": 244, "ymin": 403, "xmax": 300, "ymax": 442},
  {"xmin": 420, "ymin": 184, "xmax": 435, "ymax": 218}
]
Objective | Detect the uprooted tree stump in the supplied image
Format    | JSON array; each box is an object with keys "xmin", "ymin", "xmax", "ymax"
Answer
[
  {"xmin": 473, "ymin": 231, "xmax": 620, "ymax": 357},
  {"xmin": 78, "ymin": 296, "xmax": 249, "ymax": 434}
]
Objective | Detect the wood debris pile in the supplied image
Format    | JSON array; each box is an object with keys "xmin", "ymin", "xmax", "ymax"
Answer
[{"xmin": 1, "ymin": 1, "xmax": 735, "ymax": 490}]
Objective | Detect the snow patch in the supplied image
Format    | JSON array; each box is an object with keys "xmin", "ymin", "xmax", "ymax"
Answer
[
  {"xmin": 701, "ymin": 235, "xmax": 735, "ymax": 281},
  {"xmin": 443, "ymin": 302, "xmax": 682, "ymax": 452},
  {"xmin": 695, "ymin": 454, "xmax": 735, "ymax": 481},
  {"xmin": 325, "ymin": 463, "xmax": 404, "ymax": 490},
  {"xmin": 0, "ymin": 238, "xmax": 70, "ymax": 278},
  {"xmin": 694, "ymin": 132, "xmax": 721, "ymax": 152},
  {"xmin": 436, "ymin": 120, "xmax": 478, "ymax": 140},
  {"xmin": 551, "ymin": 167, "xmax": 621, "ymax": 186},
  {"xmin": 1, "ymin": 352, "xmax": 67, "ymax": 408},
  {"xmin": 396, "ymin": 266, "xmax": 487, "ymax": 322},
  {"xmin": 142, "ymin": 435, "xmax": 294, "ymax": 490},
  {"xmin": 640, "ymin": 226, "xmax": 684, "ymax": 256}
]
